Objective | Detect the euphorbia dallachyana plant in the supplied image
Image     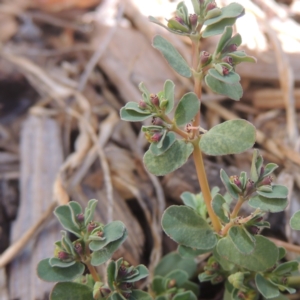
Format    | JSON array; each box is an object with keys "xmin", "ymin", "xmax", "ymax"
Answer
[{"xmin": 37, "ymin": 1, "xmax": 300, "ymax": 299}]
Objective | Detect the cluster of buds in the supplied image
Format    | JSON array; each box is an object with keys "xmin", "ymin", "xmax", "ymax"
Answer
[{"xmin": 202, "ymin": 257, "xmax": 225, "ymax": 284}]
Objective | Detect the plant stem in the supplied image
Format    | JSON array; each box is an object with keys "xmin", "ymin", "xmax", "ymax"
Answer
[
  {"xmin": 193, "ymin": 143, "xmax": 222, "ymax": 232},
  {"xmin": 230, "ymin": 196, "xmax": 244, "ymax": 218},
  {"xmin": 86, "ymin": 261, "xmax": 101, "ymax": 282},
  {"xmin": 161, "ymin": 114, "xmax": 190, "ymax": 139},
  {"xmin": 287, "ymin": 276, "xmax": 300, "ymax": 287}
]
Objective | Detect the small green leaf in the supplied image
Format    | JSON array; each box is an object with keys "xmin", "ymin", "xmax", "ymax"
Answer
[
  {"xmin": 178, "ymin": 245, "xmax": 211, "ymax": 258},
  {"xmin": 220, "ymin": 169, "xmax": 239, "ymax": 199},
  {"xmin": 163, "ymin": 80, "xmax": 175, "ymax": 114},
  {"xmin": 84, "ymin": 199, "xmax": 98, "ymax": 226},
  {"xmin": 49, "ymin": 258, "xmax": 76, "ymax": 268},
  {"xmin": 278, "ymin": 247, "xmax": 286, "ymax": 260},
  {"xmin": 68, "ymin": 202, "xmax": 83, "ymax": 226},
  {"xmin": 263, "ymin": 163, "xmax": 278, "ymax": 178},
  {"xmin": 205, "ymin": 74, "xmax": 243, "ymax": 100},
  {"xmin": 168, "ymin": 19, "xmax": 190, "ymax": 33},
  {"xmin": 91, "ymin": 230, "xmax": 127, "ymax": 266},
  {"xmin": 290, "ymin": 210, "xmax": 300, "ymax": 230},
  {"xmin": 217, "ymin": 235, "xmax": 278, "ymax": 272},
  {"xmin": 157, "ymin": 130, "xmax": 167, "ymax": 149},
  {"xmin": 225, "ymin": 33, "xmax": 242, "ymax": 49},
  {"xmin": 152, "ymin": 276, "xmax": 165, "ymax": 294},
  {"xmin": 107, "ymin": 260, "xmax": 116, "ymax": 290},
  {"xmin": 154, "ymin": 252, "xmax": 196, "ymax": 278},
  {"xmin": 173, "ymin": 291, "xmax": 197, "ymax": 300},
  {"xmin": 248, "ymin": 195, "xmax": 288, "ymax": 213},
  {"xmin": 37, "ymin": 258, "xmax": 84, "ymax": 282},
  {"xmin": 199, "ymin": 120, "xmax": 256, "ymax": 156},
  {"xmin": 204, "ymin": 3, "xmax": 244, "ymax": 26},
  {"xmin": 202, "ymin": 18, "xmax": 236, "ymax": 38},
  {"xmin": 139, "ymin": 82, "xmax": 151, "ymax": 104},
  {"xmin": 144, "ymin": 140, "xmax": 193, "ymax": 176},
  {"xmin": 228, "ymin": 226, "xmax": 255, "ymax": 254},
  {"xmin": 228, "ymin": 52, "xmax": 257, "ymax": 64},
  {"xmin": 89, "ymin": 221, "xmax": 126, "ymax": 250},
  {"xmin": 124, "ymin": 265, "xmax": 149, "ymax": 283},
  {"xmin": 190, "ymin": 0, "xmax": 200, "ymax": 14},
  {"xmin": 150, "ymin": 132, "xmax": 177, "ymax": 156},
  {"xmin": 174, "ymin": 92, "xmax": 200, "ymax": 126},
  {"xmin": 215, "ymin": 26, "xmax": 233, "ymax": 54},
  {"xmin": 273, "ymin": 261, "xmax": 299, "ymax": 276},
  {"xmin": 50, "ymin": 282, "xmax": 93, "ymax": 300},
  {"xmin": 123, "ymin": 102, "xmax": 151, "ymax": 115},
  {"xmin": 54, "ymin": 206, "xmax": 81, "ymax": 238},
  {"xmin": 129, "ymin": 290, "xmax": 152, "ymax": 300},
  {"xmin": 152, "ymin": 35, "xmax": 192, "ymax": 78},
  {"xmin": 108, "ymin": 292, "xmax": 127, "ymax": 300},
  {"xmin": 208, "ymin": 69, "xmax": 240, "ymax": 84},
  {"xmin": 212, "ymin": 194, "xmax": 230, "ymax": 223},
  {"xmin": 164, "ymin": 270, "xmax": 189, "ymax": 287},
  {"xmin": 162, "ymin": 206, "xmax": 217, "ymax": 250},
  {"xmin": 255, "ymin": 273, "xmax": 280, "ymax": 299},
  {"xmin": 120, "ymin": 107, "xmax": 153, "ymax": 122},
  {"xmin": 257, "ymin": 185, "xmax": 288, "ymax": 199}
]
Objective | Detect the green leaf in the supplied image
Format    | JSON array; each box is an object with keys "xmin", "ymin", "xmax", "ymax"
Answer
[
  {"xmin": 273, "ymin": 261, "xmax": 299, "ymax": 276},
  {"xmin": 215, "ymin": 26, "xmax": 233, "ymax": 54},
  {"xmin": 152, "ymin": 276, "xmax": 165, "ymax": 294},
  {"xmin": 123, "ymin": 102, "xmax": 151, "ymax": 115},
  {"xmin": 149, "ymin": 132, "xmax": 177, "ymax": 156},
  {"xmin": 164, "ymin": 269, "xmax": 189, "ymax": 288},
  {"xmin": 107, "ymin": 260, "xmax": 116, "ymax": 290},
  {"xmin": 89, "ymin": 221, "xmax": 126, "ymax": 250},
  {"xmin": 173, "ymin": 291, "xmax": 197, "ymax": 300},
  {"xmin": 50, "ymin": 282, "xmax": 93, "ymax": 300},
  {"xmin": 248, "ymin": 195, "xmax": 288, "ymax": 213},
  {"xmin": 120, "ymin": 107, "xmax": 153, "ymax": 122},
  {"xmin": 228, "ymin": 52, "xmax": 257, "ymax": 64},
  {"xmin": 204, "ymin": 3, "xmax": 244, "ymax": 26},
  {"xmin": 199, "ymin": 120, "xmax": 256, "ymax": 156},
  {"xmin": 84, "ymin": 199, "xmax": 98, "ymax": 226},
  {"xmin": 181, "ymin": 281, "xmax": 200, "ymax": 297},
  {"xmin": 178, "ymin": 245, "xmax": 211, "ymax": 258},
  {"xmin": 129, "ymin": 290, "xmax": 152, "ymax": 300},
  {"xmin": 162, "ymin": 206, "xmax": 217, "ymax": 250},
  {"xmin": 124, "ymin": 265, "xmax": 149, "ymax": 282},
  {"xmin": 208, "ymin": 69, "xmax": 240, "ymax": 84},
  {"xmin": 217, "ymin": 235, "xmax": 278, "ymax": 272},
  {"xmin": 174, "ymin": 92, "xmax": 200, "ymax": 126},
  {"xmin": 191, "ymin": 0, "xmax": 200, "ymax": 14},
  {"xmin": 139, "ymin": 82, "xmax": 151, "ymax": 104},
  {"xmin": 163, "ymin": 80, "xmax": 175, "ymax": 114},
  {"xmin": 257, "ymin": 185, "xmax": 288, "ymax": 199},
  {"xmin": 212, "ymin": 194, "xmax": 230, "ymax": 223},
  {"xmin": 37, "ymin": 258, "xmax": 84, "ymax": 282},
  {"xmin": 290, "ymin": 210, "xmax": 300, "ymax": 230},
  {"xmin": 68, "ymin": 202, "xmax": 83, "ymax": 226},
  {"xmin": 54, "ymin": 206, "xmax": 81, "ymax": 238},
  {"xmin": 154, "ymin": 252, "xmax": 196, "ymax": 278},
  {"xmin": 49, "ymin": 258, "xmax": 76, "ymax": 268},
  {"xmin": 205, "ymin": 74, "xmax": 243, "ymax": 100},
  {"xmin": 278, "ymin": 247, "xmax": 286, "ymax": 260},
  {"xmin": 91, "ymin": 230, "xmax": 127, "ymax": 266},
  {"xmin": 202, "ymin": 18, "xmax": 236, "ymax": 38},
  {"xmin": 220, "ymin": 169, "xmax": 239, "ymax": 199},
  {"xmin": 228, "ymin": 226, "xmax": 255, "ymax": 254},
  {"xmin": 108, "ymin": 292, "xmax": 127, "ymax": 300},
  {"xmin": 144, "ymin": 140, "xmax": 193, "ymax": 176},
  {"xmin": 152, "ymin": 35, "xmax": 192, "ymax": 78},
  {"xmin": 255, "ymin": 273, "xmax": 280, "ymax": 299},
  {"xmin": 225, "ymin": 33, "xmax": 242, "ymax": 49},
  {"xmin": 263, "ymin": 163, "xmax": 278, "ymax": 178}
]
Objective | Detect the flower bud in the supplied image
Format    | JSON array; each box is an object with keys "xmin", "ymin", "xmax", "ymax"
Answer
[
  {"xmin": 97, "ymin": 230, "xmax": 104, "ymax": 237},
  {"xmin": 199, "ymin": 51, "xmax": 211, "ymax": 66},
  {"xmin": 222, "ymin": 56, "xmax": 233, "ymax": 65},
  {"xmin": 138, "ymin": 100, "xmax": 147, "ymax": 110},
  {"xmin": 122, "ymin": 292, "xmax": 131, "ymax": 299},
  {"xmin": 189, "ymin": 14, "xmax": 198, "ymax": 30},
  {"xmin": 222, "ymin": 66, "xmax": 229, "ymax": 75},
  {"xmin": 260, "ymin": 175, "xmax": 273, "ymax": 186},
  {"xmin": 175, "ymin": 16, "xmax": 184, "ymax": 24},
  {"xmin": 58, "ymin": 251, "xmax": 70, "ymax": 261},
  {"xmin": 76, "ymin": 213, "xmax": 84, "ymax": 223},
  {"xmin": 87, "ymin": 221, "xmax": 98, "ymax": 232},
  {"xmin": 74, "ymin": 242, "xmax": 83, "ymax": 255},
  {"xmin": 100, "ymin": 287, "xmax": 111, "ymax": 297},
  {"xmin": 247, "ymin": 226, "xmax": 259, "ymax": 235},
  {"xmin": 152, "ymin": 117, "xmax": 164, "ymax": 126},
  {"xmin": 167, "ymin": 279, "xmax": 176, "ymax": 288},
  {"xmin": 206, "ymin": 1, "xmax": 216, "ymax": 11},
  {"xmin": 150, "ymin": 94, "xmax": 160, "ymax": 106},
  {"xmin": 225, "ymin": 44, "xmax": 238, "ymax": 53},
  {"xmin": 244, "ymin": 179, "xmax": 255, "ymax": 197},
  {"xmin": 151, "ymin": 132, "xmax": 162, "ymax": 143}
]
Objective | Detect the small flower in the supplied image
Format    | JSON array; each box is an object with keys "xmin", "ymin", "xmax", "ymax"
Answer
[
  {"xmin": 206, "ymin": 1, "xmax": 217, "ymax": 11},
  {"xmin": 222, "ymin": 56, "xmax": 233, "ymax": 65},
  {"xmin": 222, "ymin": 66, "xmax": 229, "ymax": 75},
  {"xmin": 189, "ymin": 14, "xmax": 198, "ymax": 30},
  {"xmin": 58, "ymin": 251, "xmax": 70, "ymax": 261},
  {"xmin": 199, "ymin": 51, "xmax": 211, "ymax": 66},
  {"xmin": 150, "ymin": 94, "xmax": 160, "ymax": 106},
  {"xmin": 138, "ymin": 100, "xmax": 147, "ymax": 110},
  {"xmin": 152, "ymin": 117, "xmax": 164, "ymax": 126},
  {"xmin": 151, "ymin": 132, "xmax": 162, "ymax": 142},
  {"xmin": 76, "ymin": 213, "xmax": 84, "ymax": 223},
  {"xmin": 87, "ymin": 221, "xmax": 98, "ymax": 232}
]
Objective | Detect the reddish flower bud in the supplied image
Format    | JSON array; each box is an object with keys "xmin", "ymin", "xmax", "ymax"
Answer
[
  {"xmin": 87, "ymin": 221, "xmax": 97, "ymax": 232},
  {"xmin": 150, "ymin": 94, "xmax": 160, "ymax": 106},
  {"xmin": 151, "ymin": 132, "xmax": 162, "ymax": 142},
  {"xmin": 58, "ymin": 251, "xmax": 70, "ymax": 260},
  {"xmin": 231, "ymin": 175, "xmax": 242, "ymax": 188},
  {"xmin": 222, "ymin": 56, "xmax": 233, "ymax": 65},
  {"xmin": 138, "ymin": 100, "xmax": 147, "ymax": 110},
  {"xmin": 118, "ymin": 265, "xmax": 129, "ymax": 277},
  {"xmin": 174, "ymin": 16, "xmax": 184, "ymax": 25},
  {"xmin": 222, "ymin": 67, "xmax": 229, "ymax": 75},
  {"xmin": 206, "ymin": 1, "xmax": 216, "ymax": 11},
  {"xmin": 200, "ymin": 51, "xmax": 211, "ymax": 66},
  {"xmin": 189, "ymin": 14, "xmax": 198, "ymax": 30},
  {"xmin": 260, "ymin": 176, "xmax": 273, "ymax": 186},
  {"xmin": 245, "ymin": 179, "xmax": 255, "ymax": 196},
  {"xmin": 260, "ymin": 166, "xmax": 265, "ymax": 176},
  {"xmin": 97, "ymin": 230, "xmax": 104, "ymax": 237},
  {"xmin": 76, "ymin": 213, "xmax": 84, "ymax": 223},
  {"xmin": 248, "ymin": 226, "xmax": 260, "ymax": 235},
  {"xmin": 100, "ymin": 288, "xmax": 111, "ymax": 297},
  {"xmin": 226, "ymin": 44, "xmax": 238, "ymax": 52},
  {"xmin": 122, "ymin": 292, "xmax": 131, "ymax": 299},
  {"xmin": 74, "ymin": 242, "xmax": 83, "ymax": 255},
  {"xmin": 152, "ymin": 117, "xmax": 164, "ymax": 126}
]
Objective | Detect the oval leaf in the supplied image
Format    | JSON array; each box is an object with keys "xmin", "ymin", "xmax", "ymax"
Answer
[
  {"xmin": 163, "ymin": 80, "xmax": 175, "ymax": 114},
  {"xmin": 202, "ymin": 18, "xmax": 236, "ymax": 38},
  {"xmin": 174, "ymin": 92, "xmax": 200, "ymax": 127},
  {"xmin": 248, "ymin": 195, "xmax": 288, "ymax": 213},
  {"xmin": 152, "ymin": 35, "xmax": 192, "ymax": 78},
  {"xmin": 149, "ymin": 132, "xmax": 177, "ymax": 156},
  {"xmin": 199, "ymin": 120, "xmax": 256, "ymax": 156},
  {"xmin": 205, "ymin": 74, "xmax": 243, "ymax": 100},
  {"xmin": 217, "ymin": 235, "xmax": 278, "ymax": 272},
  {"xmin": 129, "ymin": 290, "xmax": 152, "ymax": 300},
  {"xmin": 50, "ymin": 282, "xmax": 93, "ymax": 300},
  {"xmin": 144, "ymin": 140, "xmax": 193, "ymax": 176},
  {"xmin": 256, "ymin": 185, "xmax": 288, "ymax": 199},
  {"xmin": 255, "ymin": 273, "xmax": 280, "ymax": 299},
  {"xmin": 120, "ymin": 107, "xmax": 153, "ymax": 122},
  {"xmin": 215, "ymin": 26, "xmax": 233, "ymax": 54},
  {"xmin": 162, "ymin": 206, "xmax": 217, "ymax": 250},
  {"xmin": 124, "ymin": 102, "xmax": 151, "ymax": 115},
  {"xmin": 212, "ymin": 194, "xmax": 230, "ymax": 223},
  {"xmin": 37, "ymin": 258, "xmax": 84, "ymax": 282},
  {"xmin": 290, "ymin": 210, "xmax": 300, "ymax": 230},
  {"xmin": 208, "ymin": 69, "xmax": 240, "ymax": 84},
  {"xmin": 178, "ymin": 245, "xmax": 211, "ymax": 258},
  {"xmin": 228, "ymin": 226, "xmax": 255, "ymax": 254}
]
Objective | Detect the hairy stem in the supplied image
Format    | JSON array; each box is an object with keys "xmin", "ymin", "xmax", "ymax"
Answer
[
  {"xmin": 86, "ymin": 261, "xmax": 101, "ymax": 282},
  {"xmin": 193, "ymin": 143, "xmax": 222, "ymax": 232},
  {"xmin": 162, "ymin": 114, "xmax": 190, "ymax": 139},
  {"xmin": 230, "ymin": 196, "xmax": 244, "ymax": 218}
]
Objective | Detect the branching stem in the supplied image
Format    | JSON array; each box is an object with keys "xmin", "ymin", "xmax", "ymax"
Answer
[{"xmin": 230, "ymin": 196, "xmax": 244, "ymax": 218}]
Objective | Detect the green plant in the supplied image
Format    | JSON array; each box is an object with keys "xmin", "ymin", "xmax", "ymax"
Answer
[{"xmin": 37, "ymin": 1, "xmax": 300, "ymax": 299}]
